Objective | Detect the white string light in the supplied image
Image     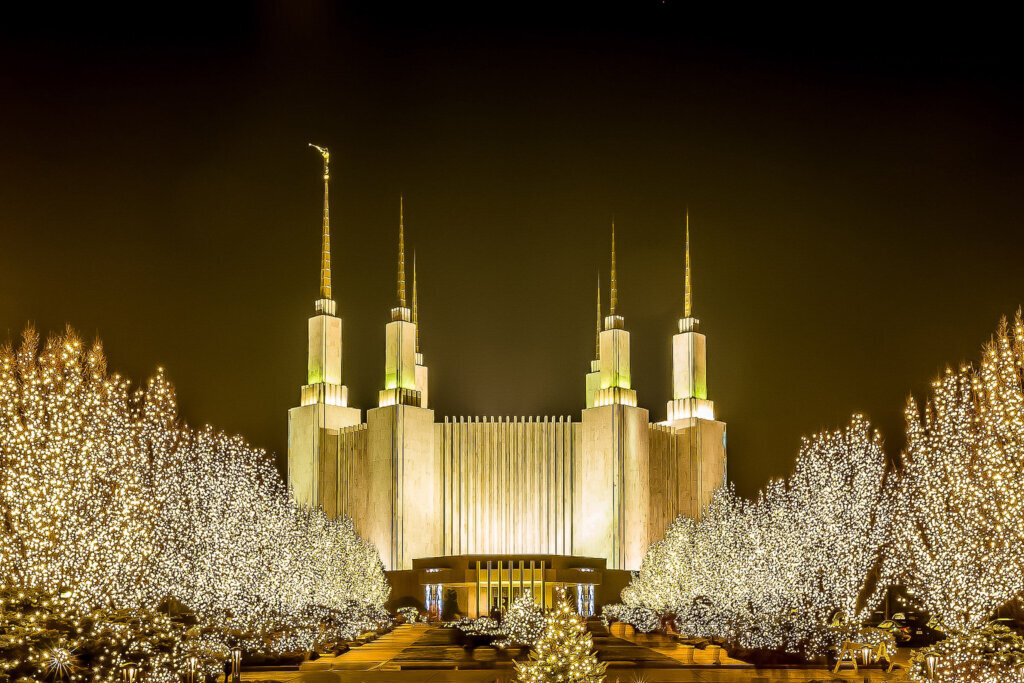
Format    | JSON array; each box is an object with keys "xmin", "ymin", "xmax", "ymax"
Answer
[
  {"xmin": 622, "ymin": 415, "xmax": 887, "ymax": 657},
  {"xmin": 0, "ymin": 327, "xmax": 389, "ymax": 680}
]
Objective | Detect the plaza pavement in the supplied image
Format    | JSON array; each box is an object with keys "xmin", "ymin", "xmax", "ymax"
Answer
[{"xmin": 236, "ymin": 624, "xmax": 907, "ymax": 682}]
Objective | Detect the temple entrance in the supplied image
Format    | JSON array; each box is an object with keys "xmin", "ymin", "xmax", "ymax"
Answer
[{"xmin": 387, "ymin": 553, "xmax": 626, "ymax": 619}]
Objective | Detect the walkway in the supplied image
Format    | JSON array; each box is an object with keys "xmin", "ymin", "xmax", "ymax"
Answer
[
  {"xmin": 610, "ymin": 632, "xmax": 750, "ymax": 667},
  {"xmin": 306, "ymin": 624, "xmax": 433, "ymax": 671},
  {"xmin": 236, "ymin": 623, "xmax": 907, "ymax": 681}
]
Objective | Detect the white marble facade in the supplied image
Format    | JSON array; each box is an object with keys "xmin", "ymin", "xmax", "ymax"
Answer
[{"xmin": 287, "ymin": 157, "xmax": 726, "ymax": 570}]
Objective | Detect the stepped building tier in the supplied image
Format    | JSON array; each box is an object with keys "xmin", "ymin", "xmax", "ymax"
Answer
[{"xmin": 287, "ymin": 161, "xmax": 727, "ymax": 617}]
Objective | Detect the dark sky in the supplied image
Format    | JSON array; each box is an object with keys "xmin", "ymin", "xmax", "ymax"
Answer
[{"xmin": 1, "ymin": 4, "xmax": 1022, "ymax": 498}]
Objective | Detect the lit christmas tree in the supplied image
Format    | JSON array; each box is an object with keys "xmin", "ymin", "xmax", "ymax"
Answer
[
  {"xmin": 502, "ymin": 592, "xmax": 545, "ymax": 647},
  {"xmin": 514, "ymin": 589, "xmax": 606, "ymax": 683}
]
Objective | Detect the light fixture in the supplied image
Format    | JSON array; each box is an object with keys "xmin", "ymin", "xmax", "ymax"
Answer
[
  {"xmin": 230, "ymin": 649, "xmax": 242, "ymax": 683},
  {"xmin": 924, "ymin": 651, "xmax": 939, "ymax": 680},
  {"xmin": 186, "ymin": 655, "xmax": 199, "ymax": 683}
]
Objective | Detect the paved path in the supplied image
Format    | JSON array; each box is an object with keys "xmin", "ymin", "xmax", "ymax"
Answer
[
  {"xmin": 235, "ymin": 623, "xmax": 907, "ymax": 681},
  {"xmin": 306, "ymin": 624, "xmax": 434, "ymax": 671},
  {"xmin": 611, "ymin": 632, "xmax": 749, "ymax": 667},
  {"xmin": 243, "ymin": 669, "xmax": 903, "ymax": 681}
]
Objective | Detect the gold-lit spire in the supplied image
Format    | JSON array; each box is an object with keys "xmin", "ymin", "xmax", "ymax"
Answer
[
  {"xmin": 609, "ymin": 220, "xmax": 617, "ymax": 315},
  {"xmin": 309, "ymin": 143, "xmax": 332, "ymax": 301},
  {"xmin": 684, "ymin": 209, "xmax": 692, "ymax": 318},
  {"xmin": 595, "ymin": 272, "xmax": 601, "ymax": 359},
  {"xmin": 412, "ymin": 252, "xmax": 419, "ymax": 352},
  {"xmin": 397, "ymin": 196, "xmax": 407, "ymax": 307}
]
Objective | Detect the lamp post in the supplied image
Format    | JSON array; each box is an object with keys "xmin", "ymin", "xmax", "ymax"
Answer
[
  {"xmin": 230, "ymin": 649, "xmax": 242, "ymax": 683},
  {"xmin": 860, "ymin": 645, "xmax": 873, "ymax": 667},
  {"xmin": 121, "ymin": 662, "xmax": 138, "ymax": 683},
  {"xmin": 924, "ymin": 651, "xmax": 939, "ymax": 680},
  {"xmin": 186, "ymin": 656, "xmax": 199, "ymax": 683}
]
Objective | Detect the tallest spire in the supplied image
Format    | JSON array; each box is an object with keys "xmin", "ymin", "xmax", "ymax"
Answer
[
  {"xmin": 309, "ymin": 144, "xmax": 332, "ymax": 301},
  {"xmin": 684, "ymin": 209, "xmax": 692, "ymax": 318},
  {"xmin": 398, "ymin": 196, "xmax": 407, "ymax": 307}
]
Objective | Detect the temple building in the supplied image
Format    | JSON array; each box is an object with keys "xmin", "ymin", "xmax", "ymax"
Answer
[{"xmin": 287, "ymin": 146, "xmax": 727, "ymax": 617}]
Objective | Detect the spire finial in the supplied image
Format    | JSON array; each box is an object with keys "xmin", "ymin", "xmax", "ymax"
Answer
[
  {"xmin": 309, "ymin": 143, "xmax": 331, "ymax": 300},
  {"xmin": 595, "ymin": 272, "xmax": 602, "ymax": 359},
  {"xmin": 397, "ymin": 195, "xmax": 407, "ymax": 307},
  {"xmin": 609, "ymin": 219, "xmax": 617, "ymax": 315},
  {"xmin": 684, "ymin": 208, "xmax": 692, "ymax": 318},
  {"xmin": 412, "ymin": 251, "xmax": 419, "ymax": 352}
]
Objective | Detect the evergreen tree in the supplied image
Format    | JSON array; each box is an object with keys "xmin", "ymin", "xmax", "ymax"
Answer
[
  {"xmin": 515, "ymin": 590, "xmax": 606, "ymax": 683},
  {"xmin": 504, "ymin": 592, "xmax": 545, "ymax": 647}
]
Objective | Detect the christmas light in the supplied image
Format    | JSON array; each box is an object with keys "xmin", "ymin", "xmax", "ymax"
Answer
[
  {"xmin": 500, "ymin": 593, "xmax": 546, "ymax": 648},
  {"xmin": 515, "ymin": 589, "xmax": 606, "ymax": 683},
  {"xmin": 890, "ymin": 311, "xmax": 1024, "ymax": 681},
  {"xmin": 0, "ymin": 327, "xmax": 389, "ymax": 680},
  {"xmin": 621, "ymin": 310, "xmax": 1024, "ymax": 677},
  {"xmin": 620, "ymin": 415, "xmax": 886, "ymax": 657},
  {"xmin": 886, "ymin": 313, "xmax": 1024, "ymax": 636},
  {"xmin": 906, "ymin": 625, "xmax": 1024, "ymax": 683}
]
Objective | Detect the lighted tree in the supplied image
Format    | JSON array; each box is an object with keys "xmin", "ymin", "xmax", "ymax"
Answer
[
  {"xmin": 0, "ymin": 584, "xmax": 227, "ymax": 683},
  {"xmin": 763, "ymin": 415, "xmax": 888, "ymax": 654},
  {"xmin": 623, "ymin": 310, "xmax": 1024, "ymax": 673},
  {"xmin": 503, "ymin": 592, "xmax": 545, "ymax": 647},
  {"xmin": 514, "ymin": 590, "xmax": 606, "ymax": 683},
  {"xmin": 889, "ymin": 313, "xmax": 1024, "ymax": 636},
  {"xmin": 623, "ymin": 415, "xmax": 887, "ymax": 656},
  {"xmin": 0, "ymin": 328, "xmax": 160, "ymax": 606},
  {"xmin": 905, "ymin": 622, "xmax": 1024, "ymax": 683},
  {"xmin": 0, "ymin": 326, "xmax": 388, "ymax": 659}
]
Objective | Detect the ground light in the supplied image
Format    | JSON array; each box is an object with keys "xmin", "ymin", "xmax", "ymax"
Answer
[
  {"xmin": 120, "ymin": 662, "xmax": 137, "ymax": 683},
  {"xmin": 924, "ymin": 651, "xmax": 939, "ymax": 680},
  {"xmin": 230, "ymin": 648, "xmax": 242, "ymax": 683}
]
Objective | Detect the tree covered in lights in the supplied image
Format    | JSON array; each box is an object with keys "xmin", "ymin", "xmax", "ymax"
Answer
[
  {"xmin": 0, "ymin": 327, "xmax": 388, "ymax": 666},
  {"xmin": 514, "ymin": 590, "xmax": 606, "ymax": 683},
  {"xmin": 502, "ymin": 592, "xmax": 546, "ymax": 647},
  {"xmin": 905, "ymin": 622, "xmax": 1024, "ymax": 683},
  {"xmin": 883, "ymin": 313, "xmax": 1024, "ymax": 682},
  {"xmin": 600, "ymin": 603, "xmax": 659, "ymax": 633},
  {"xmin": 0, "ymin": 584, "xmax": 227, "ymax": 683},
  {"xmin": 623, "ymin": 310, "xmax": 1024, "ymax": 672},
  {"xmin": 887, "ymin": 313, "xmax": 1024, "ymax": 636},
  {"xmin": 622, "ymin": 415, "xmax": 887, "ymax": 657}
]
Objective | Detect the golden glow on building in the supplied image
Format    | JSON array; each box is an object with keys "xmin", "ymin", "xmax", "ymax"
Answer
[{"xmin": 286, "ymin": 150, "xmax": 727, "ymax": 618}]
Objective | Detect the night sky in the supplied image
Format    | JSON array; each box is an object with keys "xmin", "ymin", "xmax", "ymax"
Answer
[{"xmin": 2, "ymin": 5, "xmax": 1021, "ymax": 498}]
